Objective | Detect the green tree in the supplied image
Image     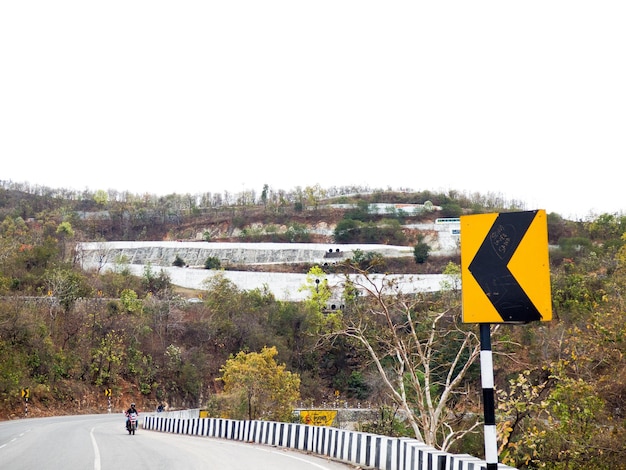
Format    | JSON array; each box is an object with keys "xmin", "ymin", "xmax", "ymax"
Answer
[
  {"xmin": 334, "ymin": 218, "xmax": 360, "ymax": 243},
  {"xmin": 0, "ymin": 339, "xmax": 27, "ymax": 400},
  {"xmin": 142, "ymin": 264, "xmax": 172, "ymax": 298},
  {"xmin": 93, "ymin": 189, "xmax": 109, "ymax": 206},
  {"xmin": 285, "ymin": 222, "xmax": 310, "ymax": 242},
  {"xmin": 120, "ymin": 289, "xmax": 143, "ymax": 314},
  {"xmin": 498, "ymin": 363, "xmax": 618, "ymax": 469},
  {"xmin": 218, "ymin": 346, "xmax": 300, "ymax": 421},
  {"xmin": 204, "ymin": 256, "xmax": 221, "ymax": 269},
  {"xmin": 300, "ymin": 266, "xmax": 332, "ymax": 314},
  {"xmin": 496, "ymin": 242, "xmax": 626, "ymax": 469},
  {"xmin": 55, "ymin": 221, "xmax": 75, "ymax": 260},
  {"xmin": 413, "ymin": 239, "xmax": 431, "ymax": 264},
  {"xmin": 56, "ymin": 221, "xmax": 75, "ymax": 238},
  {"xmin": 90, "ymin": 330, "xmax": 125, "ymax": 386},
  {"xmin": 543, "ymin": 373, "xmax": 605, "ymax": 468},
  {"xmin": 261, "ymin": 184, "xmax": 269, "ymax": 209},
  {"xmin": 350, "ymin": 249, "xmax": 385, "ymax": 272},
  {"xmin": 585, "ymin": 212, "xmax": 626, "ymax": 241},
  {"xmin": 557, "ymin": 236, "xmax": 592, "ymax": 260},
  {"xmin": 304, "ymin": 184, "xmax": 326, "ymax": 212},
  {"xmin": 345, "ymin": 200, "xmax": 372, "ymax": 221},
  {"xmin": 440, "ymin": 202, "xmax": 462, "ymax": 218}
]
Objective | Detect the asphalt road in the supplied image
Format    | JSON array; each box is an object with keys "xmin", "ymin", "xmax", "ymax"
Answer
[{"xmin": 0, "ymin": 414, "xmax": 355, "ymax": 470}]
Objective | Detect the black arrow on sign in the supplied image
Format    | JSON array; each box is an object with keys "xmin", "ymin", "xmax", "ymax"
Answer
[{"xmin": 468, "ymin": 211, "xmax": 542, "ymax": 323}]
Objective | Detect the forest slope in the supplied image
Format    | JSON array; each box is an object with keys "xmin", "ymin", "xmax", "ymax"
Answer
[{"xmin": 2, "ymin": 183, "xmax": 626, "ymax": 468}]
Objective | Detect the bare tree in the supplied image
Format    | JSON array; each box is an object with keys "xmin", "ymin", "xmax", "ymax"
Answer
[
  {"xmin": 327, "ymin": 268, "xmax": 482, "ymax": 451},
  {"xmin": 76, "ymin": 241, "xmax": 111, "ymax": 273}
]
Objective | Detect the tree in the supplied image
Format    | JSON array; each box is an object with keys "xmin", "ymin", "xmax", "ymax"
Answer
[
  {"xmin": 334, "ymin": 218, "xmax": 360, "ymax": 243},
  {"xmin": 56, "ymin": 221, "xmax": 74, "ymax": 260},
  {"xmin": 204, "ymin": 256, "xmax": 221, "ymax": 269},
  {"xmin": 285, "ymin": 223, "xmax": 310, "ymax": 242},
  {"xmin": 350, "ymin": 249, "xmax": 385, "ymax": 272},
  {"xmin": 261, "ymin": 184, "xmax": 269, "ymax": 209},
  {"xmin": 326, "ymin": 268, "xmax": 481, "ymax": 451},
  {"xmin": 142, "ymin": 264, "xmax": 172, "ymax": 298},
  {"xmin": 218, "ymin": 346, "xmax": 300, "ymax": 421},
  {"xmin": 44, "ymin": 267, "xmax": 91, "ymax": 314},
  {"xmin": 93, "ymin": 190, "xmax": 109, "ymax": 206},
  {"xmin": 496, "ymin": 243, "xmax": 626, "ymax": 468},
  {"xmin": 413, "ymin": 238, "xmax": 431, "ymax": 264},
  {"xmin": 497, "ymin": 363, "xmax": 622, "ymax": 469},
  {"xmin": 120, "ymin": 289, "xmax": 143, "ymax": 314},
  {"xmin": 90, "ymin": 330, "xmax": 125, "ymax": 386},
  {"xmin": 301, "ymin": 266, "xmax": 332, "ymax": 314},
  {"xmin": 304, "ymin": 184, "xmax": 326, "ymax": 212}
]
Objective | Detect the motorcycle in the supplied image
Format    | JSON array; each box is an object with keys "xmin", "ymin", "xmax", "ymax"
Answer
[{"xmin": 126, "ymin": 412, "xmax": 138, "ymax": 435}]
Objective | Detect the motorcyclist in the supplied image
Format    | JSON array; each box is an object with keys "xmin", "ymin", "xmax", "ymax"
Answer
[{"xmin": 125, "ymin": 402, "xmax": 139, "ymax": 430}]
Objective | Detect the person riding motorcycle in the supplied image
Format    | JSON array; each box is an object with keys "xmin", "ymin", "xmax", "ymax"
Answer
[{"xmin": 125, "ymin": 403, "xmax": 139, "ymax": 431}]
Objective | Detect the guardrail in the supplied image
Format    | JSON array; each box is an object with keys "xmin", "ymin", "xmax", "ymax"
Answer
[{"xmin": 143, "ymin": 413, "xmax": 517, "ymax": 470}]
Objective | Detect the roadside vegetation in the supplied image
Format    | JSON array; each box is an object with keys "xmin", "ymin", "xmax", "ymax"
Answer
[{"xmin": 1, "ymin": 180, "xmax": 626, "ymax": 468}]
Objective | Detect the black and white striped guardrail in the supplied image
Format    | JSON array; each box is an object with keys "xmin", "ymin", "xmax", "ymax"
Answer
[{"xmin": 143, "ymin": 415, "xmax": 517, "ymax": 470}]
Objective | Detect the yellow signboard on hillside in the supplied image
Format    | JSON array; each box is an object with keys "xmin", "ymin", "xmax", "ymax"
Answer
[{"xmin": 300, "ymin": 410, "xmax": 337, "ymax": 426}]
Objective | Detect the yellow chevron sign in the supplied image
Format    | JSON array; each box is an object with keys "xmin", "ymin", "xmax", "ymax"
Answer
[{"xmin": 461, "ymin": 210, "xmax": 552, "ymax": 324}]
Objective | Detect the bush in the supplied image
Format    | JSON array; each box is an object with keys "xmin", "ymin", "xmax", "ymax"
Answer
[
  {"xmin": 413, "ymin": 242, "xmax": 431, "ymax": 264},
  {"xmin": 173, "ymin": 255, "xmax": 186, "ymax": 267},
  {"xmin": 360, "ymin": 405, "xmax": 412, "ymax": 437},
  {"xmin": 440, "ymin": 203, "xmax": 462, "ymax": 218},
  {"xmin": 347, "ymin": 371, "xmax": 369, "ymax": 400},
  {"xmin": 204, "ymin": 256, "xmax": 221, "ymax": 270},
  {"xmin": 334, "ymin": 218, "xmax": 360, "ymax": 243}
]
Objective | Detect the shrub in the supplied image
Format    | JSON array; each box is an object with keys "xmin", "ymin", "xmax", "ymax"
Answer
[
  {"xmin": 413, "ymin": 241, "xmax": 431, "ymax": 264},
  {"xmin": 334, "ymin": 218, "xmax": 360, "ymax": 243},
  {"xmin": 204, "ymin": 256, "xmax": 221, "ymax": 270}
]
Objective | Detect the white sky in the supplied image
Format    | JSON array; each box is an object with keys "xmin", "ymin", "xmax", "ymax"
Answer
[{"xmin": 1, "ymin": 2, "xmax": 624, "ymax": 220}]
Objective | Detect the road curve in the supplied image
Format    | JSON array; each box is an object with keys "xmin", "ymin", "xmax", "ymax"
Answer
[{"xmin": 0, "ymin": 414, "xmax": 355, "ymax": 470}]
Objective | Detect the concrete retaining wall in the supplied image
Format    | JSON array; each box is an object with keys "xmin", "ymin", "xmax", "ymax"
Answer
[
  {"xmin": 143, "ymin": 414, "xmax": 517, "ymax": 470},
  {"xmin": 77, "ymin": 241, "xmax": 414, "ymax": 268}
]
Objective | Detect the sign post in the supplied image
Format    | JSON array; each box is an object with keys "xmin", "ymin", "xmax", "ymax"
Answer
[
  {"xmin": 105, "ymin": 388, "xmax": 112, "ymax": 413},
  {"xmin": 21, "ymin": 387, "xmax": 30, "ymax": 417},
  {"xmin": 479, "ymin": 324, "xmax": 497, "ymax": 470},
  {"xmin": 461, "ymin": 210, "xmax": 552, "ymax": 469}
]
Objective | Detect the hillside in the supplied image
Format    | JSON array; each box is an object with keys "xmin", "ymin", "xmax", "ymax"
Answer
[{"xmin": 1, "ymin": 183, "xmax": 626, "ymax": 467}]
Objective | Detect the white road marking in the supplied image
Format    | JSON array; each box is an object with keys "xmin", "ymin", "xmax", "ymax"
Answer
[
  {"xmin": 90, "ymin": 427, "xmax": 101, "ymax": 470},
  {"xmin": 0, "ymin": 429, "xmax": 30, "ymax": 450}
]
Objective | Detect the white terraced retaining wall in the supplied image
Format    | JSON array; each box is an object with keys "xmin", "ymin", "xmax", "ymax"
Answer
[{"xmin": 77, "ymin": 241, "xmax": 451, "ymax": 301}]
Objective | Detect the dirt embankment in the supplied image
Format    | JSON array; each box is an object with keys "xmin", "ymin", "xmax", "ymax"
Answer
[
  {"xmin": 1, "ymin": 380, "xmax": 156, "ymax": 421},
  {"xmin": 225, "ymin": 254, "xmax": 459, "ymax": 275}
]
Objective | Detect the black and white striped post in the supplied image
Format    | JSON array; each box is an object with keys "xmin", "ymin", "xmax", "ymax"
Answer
[
  {"xmin": 21, "ymin": 387, "xmax": 30, "ymax": 417},
  {"xmin": 480, "ymin": 323, "xmax": 498, "ymax": 470}
]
